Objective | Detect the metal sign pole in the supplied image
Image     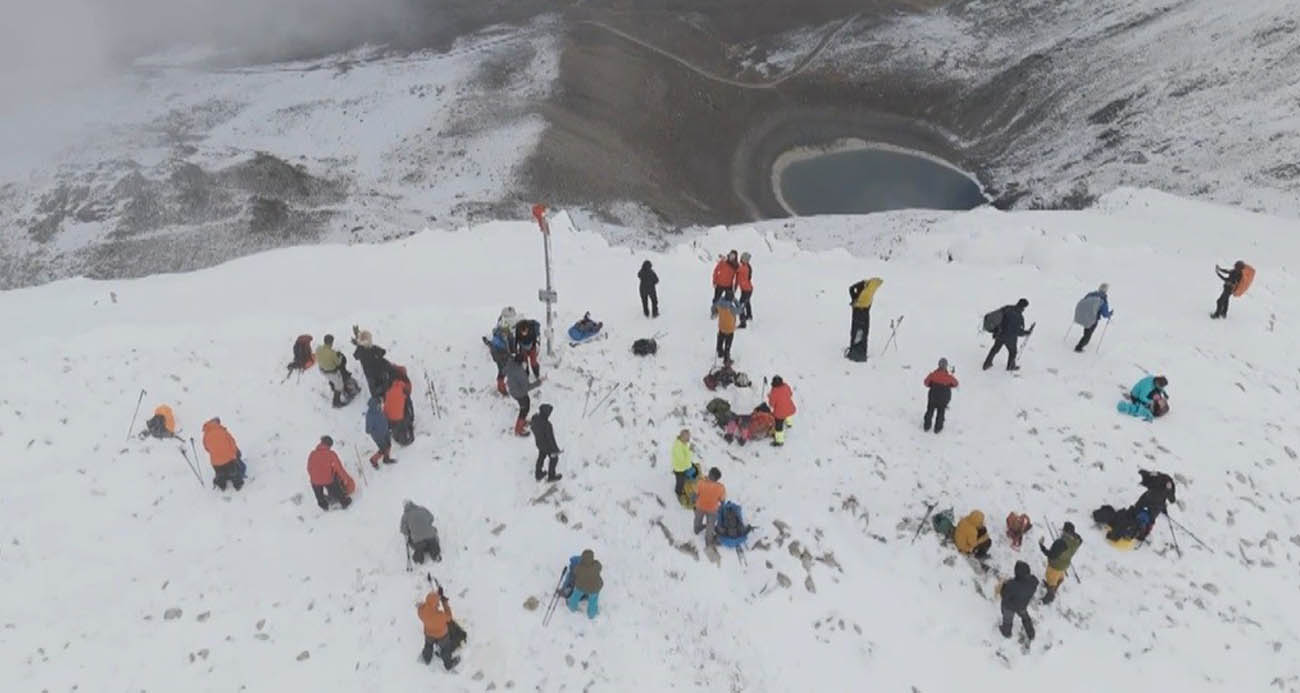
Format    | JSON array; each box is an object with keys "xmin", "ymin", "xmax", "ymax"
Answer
[{"xmin": 533, "ymin": 204, "xmax": 556, "ymax": 357}]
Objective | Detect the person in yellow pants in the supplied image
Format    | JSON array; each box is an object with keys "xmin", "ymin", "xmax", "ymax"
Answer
[{"xmin": 1040, "ymin": 521, "xmax": 1083, "ymax": 604}]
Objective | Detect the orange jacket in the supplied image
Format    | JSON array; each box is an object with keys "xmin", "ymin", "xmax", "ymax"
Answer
[
  {"xmin": 768, "ymin": 383, "xmax": 796, "ymax": 419},
  {"xmin": 418, "ymin": 591, "xmax": 453, "ymax": 639},
  {"xmin": 717, "ymin": 304, "xmax": 737, "ymax": 334},
  {"xmin": 712, "ymin": 260, "xmax": 737, "ymax": 289},
  {"xmin": 747, "ymin": 409, "xmax": 775, "ymax": 438},
  {"xmin": 154, "ymin": 405, "xmax": 176, "ymax": 434},
  {"xmin": 737, "ymin": 262, "xmax": 753, "ymax": 292},
  {"xmin": 202, "ymin": 419, "xmax": 239, "ymax": 467},
  {"xmin": 307, "ymin": 444, "xmax": 354, "ymax": 492},
  {"xmin": 384, "ymin": 379, "xmax": 411, "ymax": 421},
  {"xmin": 696, "ymin": 479, "xmax": 726, "ymax": 513}
]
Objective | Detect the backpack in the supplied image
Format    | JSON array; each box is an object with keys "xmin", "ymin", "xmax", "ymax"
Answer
[
  {"xmin": 632, "ymin": 338, "xmax": 657, "ymax": 356},
  {"xmin": 982, "ymin": 307, "xmax": 1006, "ymax": 333},
  {"xmin": 931, "ymin": 508, "xmax": 956, "ymax": 538},
  {"xmin": 705, "ymin": 398, "xmax": 733, "ymax": 427},
  {"xmin": 1074, "ymin": 294, "xmax": 1103, "ymax": 327},
  {"xmin": 845, "ymin": 341, "xmax": 868, "ymax": 362},
  {"xmin": 289, "ymin": 334, "xmax": 314, "ymax": 371},
  {"xmin": 703, "ymin": 367, "xmax": 736, "ymax": 391},
  {"xmin": 1233, "ymin": 264, "xmax": 1255, "ymax": 297},
  {"xmin": 717, "ymin": 502, "xmax": 749, "ymax": 539}
]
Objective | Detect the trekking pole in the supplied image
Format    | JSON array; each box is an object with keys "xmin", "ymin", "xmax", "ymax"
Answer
[
  {"xmin": 1045, "ymin": 518, "xmax": 1080, "ymax": 584},
  {"xmin": 125, "ymin": 389, "xmax": 146, "ymax": 441},
  {"xmin": 1165, "ymin": 514, "xmax": 1183, "ymax": 558},
  {"xmin": 1020, "ymin": 323, "xmax": 1037, "ymax": 356},
  {"xmin": 880, "ymin": 316, "xmax": 904, "ymax": 356},
  {"xmin": 176, "ymin": 444, "xmax": 205, "ymax": 487},
  {"xmin": 1063, "ymin": 323, "xmax": 1073, "ymax": 342},
  {"xmin": 352, "ymin": 444, "xmax": 368, "ymax": 488},
  {"xmin": 584, "ymin": 383, "xmax": 619, "ymax": 419},
  {"xmin": 1094, "ymin": 317, "xmax": 1113, "ymax": 354},
  {"xmin": 1168, "ymin": 515, "xmax": 1211, "ymax": 552},
  {"xmin": 542, "ymin": 566, "xmax": 568, "ymax": 626},
  {"xmin": 911, "ymin": 501, "xmax": 937, "ymax": 544},
  {"xmin": 405, "ymin": 541, "xmax": 413, "ymax": 573}
]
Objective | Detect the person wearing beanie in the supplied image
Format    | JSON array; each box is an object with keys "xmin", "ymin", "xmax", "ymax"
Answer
[
  {"xmin": 306, "ymin": 435, "xmax": 354, "ymax": 510},
  {"xmin": 983, "ymin": 298, "xmax": 1034, "ymax": 371},
  {"xmin": 997, "ymin": 560, "xmax": 1039, "ymax": 640},
  {"xmin": 767, "ymin": 375, "xmax": 797, "ymax": 446},
  {"xmin": 638, "ymin": 260, "xmax": 660, "ymax": 318},
  {"xmin": 1072, "ymin": 284, "xmax": 1113, "ymax": 353},
  {"xmin": 736, "ymin": 252, "xmax": 754, "ymax": 328},
  {"xmin": 711, "ymin": 250, "xmax": 740, "ymax": 315},
  {"xmin": 715, "ymin": 295, "xmax": 739, "ymax": 364},
  {"xmin": 351, "ymin": 326, "xmax": 394, "ymax": 398},
  {"xmin": 922, "ymin": 358, "xmax": 959, "ymax": 433},
  {"xmin": 1039, "ymin": 521, "xmax": 1082, "ymax": 604},
  {"xmin": 529, "ymin": 403, "xmax": 563, "ymax": 482}
]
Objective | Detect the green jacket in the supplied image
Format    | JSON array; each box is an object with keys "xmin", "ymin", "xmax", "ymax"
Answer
[
  {"xmin": 671, "ymin": 439, "xmax": 693, "ymax": 473},
  {"xmin": 315, "ymin": 344, "xmax": 343, "ymax": 373},
  {"xmin": 1045, "ymin": 531, "xmax": 1083, "ymax": 571}
]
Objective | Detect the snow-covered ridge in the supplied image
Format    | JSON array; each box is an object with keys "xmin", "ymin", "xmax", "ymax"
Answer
[{"xmin": 2, "ymin": 189, "xmax": 1298, "ymax": 691}]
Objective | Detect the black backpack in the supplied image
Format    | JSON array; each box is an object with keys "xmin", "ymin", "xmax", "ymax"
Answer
[
  {"xmin": 982, "ymin": 307, "xmax": 1007, "ymax": 333},
  {"xmin": 632, "ymin": 338, "xmax": 657, "ymax": 356}
]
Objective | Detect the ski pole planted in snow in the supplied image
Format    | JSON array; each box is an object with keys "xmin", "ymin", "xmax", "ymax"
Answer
[
  {"xmin": 177, "ymin": 444, "xmax": 205, "ymax": 488},
  {"xmin": 542, "ymin": 566, "xmax": 568, "ymax": 626},
  {"xmin": 911, "ymin": 502, "xmax": 937, "ymax": 544},
  {"xmin": 880, "ymin": 316, "xmax": 904, "ymax": 356},
  {"xmin": 1165, "ymin": 514, "xmax": 1183, "ymax": 558},
  {"xmin": 352, "ymin": 444, "xmax": 367, "ymax": 488},
  {"xmin": 1094, "ymin": 317, "xmax": 1113, "ymax": 354},
  {"xmin": 1168, "ymin": 515, "xmax": 1210, "ymax": 552},
  {"xmin": 126, "ymin": 389, "xmax": 146, "ymax": 441}
]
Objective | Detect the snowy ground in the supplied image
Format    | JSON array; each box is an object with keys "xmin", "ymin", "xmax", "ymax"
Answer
[{"xmin": 2, "ymin": 188, "xmax": 1298, "ymax": 691}]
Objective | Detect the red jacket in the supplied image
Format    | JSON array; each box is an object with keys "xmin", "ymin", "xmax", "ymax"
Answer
[
  {"xmin": 712, "ymin": 260, "xmax": 737, "ymax": 289},
  {"xmin": 737, "ymin": 262, "xmax": 753, "ymax": 292},
  {"xmin": 384, "ymin": 379, "xmax": 411, "ymax": 421},
  {"xmin": 307, "ymin": 444, "xmax": 352, "ymax": 488},
  {"xmin": 768, "ymin": 383, "xmax": 796, "ymax": 419},
  {"xmin": 924, "ymin": 369, "xmax": 959, "ymax": 388}
]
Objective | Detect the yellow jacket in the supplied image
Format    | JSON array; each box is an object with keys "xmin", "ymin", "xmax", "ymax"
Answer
[
  {"xmin": 850, "ymin": 278, "xmax": 884, "ymax": 309},
  {"xmin": 671, "ymin": 439, "xmax": 693, "ymax": 472},
  {"xmin": 953, "ymin": 510, "xmax": 986, "ymax": 554}
]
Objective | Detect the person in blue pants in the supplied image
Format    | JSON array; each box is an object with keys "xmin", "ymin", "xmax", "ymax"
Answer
[
  {"xmin": 1118, "ymin": 375, "xmax": 1168, "ymax": 421},
  {"xmin": 566, "ymin": 549, "xmax": 603, "ymax": 619}
]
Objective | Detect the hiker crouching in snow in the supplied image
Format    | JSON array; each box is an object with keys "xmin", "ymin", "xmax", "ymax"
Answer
[
  {"xmin": 530, "ymin": 403, "xmax": 562, "ymax": 482},
  {"xmin": 401, "ymin": 500, "xmax": 441, "ymax": 563},
  {"xmin": 997, "ymin": 561, "xmax": 1039, "ymax": 641},
  {"xmin": 506, "ymin": 354, "xmax": 544, "ymax": 436},
  {"xmin": 1117, "ymin": 374, "xmax": 1168, "ymax": 421},
  {"xmin": 922, "ymin": 358, "xmax": 958, "ymax": 433},
  {"xmin": 953, "ymin": 510, "xmax": 992, "ymax": 559},
  {"xmin": 306, "ymin": 435, "xmax": 354, "ymax": 511},
  {"xmin": 767, "ymin": 376, "xmax": 796, "ymax": 446},
  {"xmin": 202, "ymin": 417, "xmax": 246, "ymax": 491},
  {"xmin": 140, "ymin": 404, "xmax": 177, "ymax": 439},
  {"xmin": 567, "ymin": 549, "xmax": 603, "ymax": 619},
  {"xmin": 1040, "ymin": 521, "xmax": 1082, "ymax": 604}
]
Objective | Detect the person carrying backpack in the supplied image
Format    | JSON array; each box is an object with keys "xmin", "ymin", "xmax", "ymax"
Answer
[
  {"xmin": 484, "ymin": 311, "xmax": 516, "ymax": 396},
  {"xmin": 982, "ymin": 299, "xmax": 1034, "ymax": 371},
  {"xmin": 737, "ymin": 252, "xmax": 754, "ymax": 328},
  {"xmin": 567, "ymin": 549, "xmax": 603, "ymax": 619},
  {"xmin": 694, "ymin": 467, "xmax": 725, "ymax": 546},
  {"xmin": 529, "ymin": 403, "xmax": 562, "ymax": 482},
  {"xmin": 767, "ymin": 376, "xmax": 796, "ymax": 446},
  {"xmin": 202, "ymin": 417, "xmax": 246, "ymax": 491},
  {"xmin": 306, "ymin": 435, "xmax": 354, "ymax": 511},
  {"xmin": 1211, "ymin": 261, "xmax": 1247, "ymax": 319},
  {"xmin": 996, "ymin": 561, "xmax": 1039, "ymax": 641},
  {"xmin": 385, "ymin": 367, "xmax": 415, "ymax": 446},
  {"xmin": 506, "ymin": 354, "xmax": 544, "ymax": 436},
  {"xmin": 365, "ymin": 396, "xmax": 396, "ymax": 468},
  {"xmin": 711, "ymin": 251, "xmax": 739, "ymax": 314},
  {"xmin": 514, "ymin": 318, "xmax": 543, "ymax": 378},
  {"xmin": 638, "ymin": 260, "xmax": 659, "ymax": 318},
  {"xmin": 1040, "ymin": 521, "xmax": 1081, "ymax": 604},
  {"xmin": 1072, "ymin": 284, "xmax": 1113, "ymax": 352},
  {"xmin": 922, "ymin": 358, "xmax": 958, "ymax": 433},
  {"xmin": 352, "ymin": 328, "xmax": 394, "ymax": 398},
  {"xmin": 715, "ymin": 296, "xmax": 738, "ymax": 363},
  {"xmin": 847, "ymin": 277, "xmax": 883, "ymax": 356},
  {"xmin": 401, "ymin": 500, "xmax": 441, "ymax": 564}
]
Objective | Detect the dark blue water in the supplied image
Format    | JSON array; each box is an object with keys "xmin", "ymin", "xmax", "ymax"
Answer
[{"xmin": 777, "ymin": 147, "xmax": 986, "ymax": 215}]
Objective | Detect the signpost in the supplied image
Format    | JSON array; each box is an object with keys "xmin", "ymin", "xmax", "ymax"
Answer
[{"xmin": 532, "ymin": 204, "xmax": 556, "ymax": 357}]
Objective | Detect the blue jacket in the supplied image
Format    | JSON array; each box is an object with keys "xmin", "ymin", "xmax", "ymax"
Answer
[
  {"xmin": 1130, "ymin": 376, "xmax": 1162, "ymax": 405},
  {"xmin": 489, "ymin": 325, "xmax": 512, "ymax": 352},
  {"xmin": 1088, "ymin": 291, "xmax": 1113, "ymax": 320},
  {"xmin": 365, "ymin": 398, "xmax": 389, "ymax": 437}
]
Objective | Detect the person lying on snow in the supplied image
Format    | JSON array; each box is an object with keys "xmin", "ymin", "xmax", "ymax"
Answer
[
  {"xmin": 202, "ymin": 417, "xmax": 246, "ymax": 491},
  {"xmin": 996, "ymin": 561, "xmax": 1038, "ymax": 641},
  {"xmin": 569, "ymin": 312, "xmax": 603, "ymax": 341},
  {"xmin": 1092, "ymin": 469, "xmax": 1176, "ymax": 542},
  {"xmin": 140, "ymin": 404, "xmax": 177, "ymax": 439},
  {"xmin": 401, "ymin": 500, "xmax": 441, "ymax": 564},
  {"xmin": 953, "ymin": 510, "xmax": 992, "ymax": 559},
  {"xmin": 306, "ymin": 435, "xmax": 354, "ymax": 511},
  {"xmin": 1118, "ymin": 374, "xmax": 1169, "ymax": 421},
  {"xmin": 722, "ymin": 403, "xmax": 776, "ymax": 445}
]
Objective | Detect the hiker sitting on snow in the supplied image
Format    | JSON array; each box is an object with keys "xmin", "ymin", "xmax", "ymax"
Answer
[{"xmin": 572, "ymin": 312, "xmax": 602, "ymax": 337}]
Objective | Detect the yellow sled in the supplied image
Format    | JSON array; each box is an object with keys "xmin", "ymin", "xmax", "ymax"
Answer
[{"xmin": 1103, "ymin": 526, "xmax": 1137, "ymax": 551}]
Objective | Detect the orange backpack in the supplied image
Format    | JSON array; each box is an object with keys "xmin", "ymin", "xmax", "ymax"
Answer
[{"xmin": 1232, "ymin": 264, "xmax": 1255, "ymax": 297}]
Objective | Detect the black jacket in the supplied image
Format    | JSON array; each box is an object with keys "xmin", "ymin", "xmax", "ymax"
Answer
[
  {"xmin": 530, "ymin": 405, "xmax": 559, "ymax": 453},
  {"xmin": 353, "ymin": 344, "xmax": 391, "ymax": 381},
  {"xmin": 638, "ymin": 263, "xmax": 658, "ymax": 290},
  {"xmin": 1000, "ymin": 561, "xmax": 1039, "ymax": 611},
  {"xmin": 997, "ymin": 307, "xmax": 1031, "ymax": 340},
  {"xmin": 1217, "ymin": 266, "xmax": 1243, "ymax": 289}
]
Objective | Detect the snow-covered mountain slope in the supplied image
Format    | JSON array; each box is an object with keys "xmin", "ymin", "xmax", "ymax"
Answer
[{"xmin": 2, "ymin": 188, "xmax": 1297, "ymax": 691}]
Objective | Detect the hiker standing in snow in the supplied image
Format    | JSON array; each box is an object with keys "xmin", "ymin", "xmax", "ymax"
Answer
[
  {"xmin": 923, "ymin": 358, "xmax": 958, "ymax": 433},
  {"xmin": 1211, "ymin": 261, "xmax": 1246, "ymax": 319},
  {"xmin": 401, "ymin": 500, "xmax": 442, "ymax": 564},
  {"xmin": 202, "ymin": 417, "xmax": 246, "ymax": 491},
  {"xmin": 638, "ymin": 260, "xmax": 660, "ymax": 318},
  {"xmin": 315, "ymin": 334, "xmax": 355, "ymax": 407},
  {"xmin": 694, "ymin": 467, "xmax": 726, "ymax": 546},
  {"xmin": 983, "ymin": 298, "xmax": 1034, "ymax": 371},
  {"xmin": 767, "ymin": 375, "xmax": 796, "ymax": 446},
  {"xmin": 530, "ymin": 403, "xmax": 563, "ymax": 482},
  {"xmin": 484, "ymin": 308, "xmax": 517, "ymax": 395},
  {"xmin": 385, "ymin": 366, "xmax": 415, "ymax": 446},
  {"xmin": 737, "ymin": 252, "xmax": 754, "ymax": 328},
  {"xmin": 847, "ymin": 277, "xmax": 883, "ymax": 359},
  {"xmin": 671, "ymin": 429, "xmax": 695, "ymax": 500},
  {"xmin": 715, "ymin": 296, "xmax": 738, "ymax": 363},
  {"xmin": 1040, "ymin": 521, "xmax": 1082, "ymax": 605},
  {"xmin": 365, "ymin": 396, "xmax": 396, "ymax": 468},
  {"xmin": 567, "ymin": 549, "xmax": 603, "ymax": 619},
  {"xmin": 306, "ymin": 435, "xmax": 354, "ymax": 511},
  {"xmin": 506, "ymin": 353, "xmax": 544, "ymax": 436},
  {"xmin": 996, "ymin": 561, "xmax": 1039, "ymax": 641},
  {"xmin": 1072, "ymin": 284, "xmax": 1113, "ymax": 353},
  {"xmin": 514, "ymin": 317, "xmax": 543, "ymax": 378},
  {"xmin": 417, "ymin": 586, "xmax": 460, "ymax": 670},
  {"xmin": 711, "ymin": 251, "xmax": 739, "ymax": 315},
  {"xmin": 352, "ymin": 328, "xmax": 394, "ymax": 398}
]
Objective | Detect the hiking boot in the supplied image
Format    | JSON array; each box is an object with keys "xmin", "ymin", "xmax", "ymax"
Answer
[
  {"xmin": 383, "ymin": 457, "xmax": 397, "ymax": 465},
  {"xmin": 534, "ymin": 468, "xmax": 546, "ymax": 481},
  {"xmin": 982, "ymin": 362, "xmax": 993, "ymax": 371},
  {"xmin": 1042, "ymin": 591, "xmax": 1056, "ymax": 605},
  {"xmin": 513, "ymin": 418, "xmax": 528, "ymax": 437},
  {"xmin": 496, "ymin": 377, "xmax": 507, "ymax": 396},
  {"xmin": 1074, "ymin": 346, "xmax": 1085, "ymax": 353},
  {"xmin": 1007, "ymin": 365, "xmax": 1021, "ymax": 372},
  {"xmin": 933, "ymin": 425, "xmax": 943, "ymax": 434},
  {"xmin": 923, "ymin": 421, "xmax": 931, "ymax": 432},
  {"xmin": 546, "ymin": 473, "xmax": 563, "ymax": 482},
  {"xmin": 340, "ymin": 497, "xmax": 353, "ymax": 509},
  {"xmin": 999, "ymin": 623, "xmax": 1013, "ymax": 638},
  {"xmin": 371, "ymin": 460, "xmax": 380, "ymax": 470},
  {"xmin": 652, "ymin": 310, "xmax": 659, "ymax": 318}
]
